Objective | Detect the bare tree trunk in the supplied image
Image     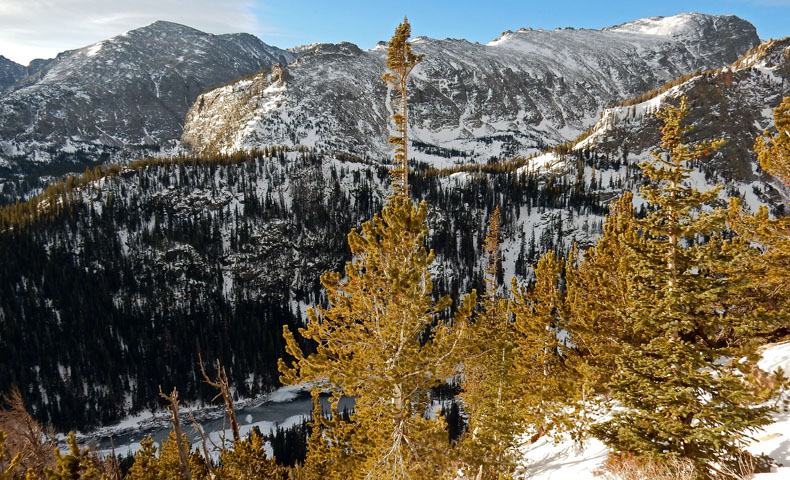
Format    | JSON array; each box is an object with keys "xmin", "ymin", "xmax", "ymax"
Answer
[
  {"xmin": 189, "ymin": 412, "xmax": 214, "ymax": 474},
  {"xmin": 159, "ymin": 386, "xmax": 192, "ymax": 480},
  {"xmin": 400, "ymin": 77, "xmax": 409, "ymax": 196},
  {"xmin": 199, "ymin": 354, "xmax": 240, "ymax": 444}
]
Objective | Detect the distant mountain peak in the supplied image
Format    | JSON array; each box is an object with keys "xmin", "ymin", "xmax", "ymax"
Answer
[
  {"xmin": 605, "ymin": 12, "xmax": 755, "ymax": 39},
  {"xmin": 288, "ymin": 43, "xmax": 323, "ymax": 54},
  {"xmin": 134, "ymin": 19, "xmax": 202, "ymax": 34},
  {"xmin": 0, "ymin": 21, "xmax": 297, "ymax": 183}
]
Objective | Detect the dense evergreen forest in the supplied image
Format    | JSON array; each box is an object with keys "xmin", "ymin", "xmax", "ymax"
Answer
[{"xmin": 0, "ymin": 145, "xmax": 614, "ymax": 430}]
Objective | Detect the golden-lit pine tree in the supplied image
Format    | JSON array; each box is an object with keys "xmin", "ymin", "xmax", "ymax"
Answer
[
  {"xmin": 296, "ymin": 391, "xmax": 356, "ymax": 480},
  {"xmin": 458, "ymin": 207, "xmax": 523, "ymax": 478},
  {"xmin": 214, "ymin": 429, "xmax": 287, "ymax": 480},
  {"xmin": 756, "ymin": 96, "xmax": 790, "ymax": 184},
  {"xmin": 511, "ymin": 251, "xmax": 578, "ymax": 440},
  {"xmin": 125, "ymin": 437, "xmax": 159, "ymax": 480},
  {"xmin": 565, "ymin": 192, "xmax": 641, "ymax": 393},
  {"xmin": 382, "ymin": 17, "xmax": 423, "ymax": 196},
  {"xmin": 592, "ymin": 98, "xmax": 773, "ymax": 475},
  {"xmin": 40, "ymin": 433, "xmax": 104, "ymax": 480},
  {"xmin": 0, "ymin": 432, "xmax": 22, "ymax": 480},
  {"xmin": 729, "ymin": 96, "xmax": 790, "ymax": 342},
  {"xmin": 280, "ymin": 18, "xmax": 473, "ymax": 480},
  {"xmin": 126, "ymin": 434, "xmax": 208, "ymax": 480},
  {"xmin": 279, "ymin": 196, "xmax": 476, "ymax": 479}
]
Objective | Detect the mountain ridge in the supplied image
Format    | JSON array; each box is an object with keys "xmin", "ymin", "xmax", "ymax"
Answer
[
  {"xmin": 182, "ymin": 13, "xmax": 760, "ymax": 166},
  {"xmin": 573, "ymin": 37, "xmax": 790, "ymax": 195}
]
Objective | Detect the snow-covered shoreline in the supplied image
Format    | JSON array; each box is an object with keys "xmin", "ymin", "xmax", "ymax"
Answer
[{"xmin": 71, "ymin": 384, "xmax": 311, "ymax": 456}]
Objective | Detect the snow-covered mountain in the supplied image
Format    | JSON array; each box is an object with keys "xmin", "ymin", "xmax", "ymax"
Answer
[
  {"xmin": 2, "ymin": 13, "xmax": 786, "ymax": 432},
  {"xmin": 574, "ymin": 37, "xmax": 790, "ymax": 201},
  {"xmin": 0, "ymin": 21, "xmax": 296, "ymax": 178},
  {"xmin": 182, "ymin": 13, "xmax": 759, "ymax": 165}
]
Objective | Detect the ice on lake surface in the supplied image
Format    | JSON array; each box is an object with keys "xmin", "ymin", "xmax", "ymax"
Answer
[{"xmin": 92, "ymin": 388, "xmax": 354, "ymax": 457}]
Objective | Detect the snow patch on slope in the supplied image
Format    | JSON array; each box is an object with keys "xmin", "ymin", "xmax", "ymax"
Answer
[
  {"xmin": 519, "ymin": 434, "xmax": 610, "ymax": 479},
  {"xmin": 517, "ymin": 152, "xmax": 565, "ymax": 174},
  {"xmin": 85, "ymin": 42, "xmax": 104, "ymax": 57},
  {"xmin": 575, "ymin": 84, "xmax": 685, "ymax": 151}
]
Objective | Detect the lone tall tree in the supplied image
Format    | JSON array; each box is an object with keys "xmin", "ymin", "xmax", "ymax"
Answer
[
  {"xmin": 280, "ymin": 19, "xmax": 473, "ymax": 479},
  {"xmin": 382, "ymin": 17, "xmax": 423, "ymax": 196}
]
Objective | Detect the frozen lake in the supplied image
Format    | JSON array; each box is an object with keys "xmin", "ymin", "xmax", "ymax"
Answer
[{"xmin": 87, "ymin": 386, "xmax": 354, "ymax": 458}]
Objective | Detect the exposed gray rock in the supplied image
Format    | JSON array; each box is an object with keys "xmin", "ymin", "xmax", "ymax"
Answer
[
  {"xmin": 182, "ymin": 13, "xmax": 760, "ymax": 165},
  {"xmin": 0, "ymin": 56, "xmax": 27, "ymax": 92},
  {"xmin": 575, "ymin": 38, "xmax": 790, "ymax": 193}
]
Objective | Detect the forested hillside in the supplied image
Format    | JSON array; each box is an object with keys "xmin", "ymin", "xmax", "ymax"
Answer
[{"xmin": 0, "ymin": 145, "xmax": 615, "ymax": 430}]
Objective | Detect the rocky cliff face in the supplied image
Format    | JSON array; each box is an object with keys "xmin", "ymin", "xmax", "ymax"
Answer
[
  {"xmin": 182, "ymin": 13, "xmax": 759, "ymax": 165},
  {"xmin": 0, "ymin": 21, "xmax": 296, "ymax": 180},
  {"xmin": 0, "ymin": 56, "xmax": 28, "ymax": 92}
]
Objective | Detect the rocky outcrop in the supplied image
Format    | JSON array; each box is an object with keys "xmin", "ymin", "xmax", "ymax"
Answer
[
  {"xmin": 0, "ymin": 56, "xmax": 27, "ymax": 92},
  {"xmin": 575, "ymin": 38, "xmax": 790, "ymax": 190}
]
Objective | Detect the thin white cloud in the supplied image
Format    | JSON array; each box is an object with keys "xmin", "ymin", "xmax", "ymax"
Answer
[{"xmin": 0, "ymin": 0, "xmax": 267, "ymax": 64}]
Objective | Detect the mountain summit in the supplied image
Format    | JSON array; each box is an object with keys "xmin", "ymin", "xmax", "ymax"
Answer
[{"xmin": 0, "ymin": 20, "xmax": 295, "ymax": 183}]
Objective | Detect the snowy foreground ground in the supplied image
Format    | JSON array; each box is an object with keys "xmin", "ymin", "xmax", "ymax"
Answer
[{"xmin": 519, "ymin": 341, "xmax": 790, "ymax": 479}]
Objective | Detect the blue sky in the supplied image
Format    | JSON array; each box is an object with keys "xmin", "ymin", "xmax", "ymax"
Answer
[
  {"xmin": 1, "ymin": 0, "xmax": 789, "ymax": 64},
  {"xmin": 254, "ymin": 0, "xmax": 790, "ymax": 47}
]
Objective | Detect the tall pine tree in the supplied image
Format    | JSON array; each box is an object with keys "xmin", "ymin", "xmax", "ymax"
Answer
[
  {"xmin": 511, "ymin": 251, "xmax": 579, "ymax": 440},
  {"xmin": 729, "ymin": 96, "xmax": 790, "ymax": 342},
  {"xmin": 566, "ymin": 192, "xmax": 640, "ymax": 394},
  {"xmin": 382, "ymin": 17, "xmax": 423, "ymax": 196},
  {"xmin": 280, "ymin": 19, "xmax": 474, "ymax": 479},
  {"xmin": 279, "ymin": 196, "xmax": 476, "ymax": 479},
  {"xmin": 755, "ymin": 96, "xmax": 790, "ymax": 185},
  {"xmin": 591, "ymin": 98, "xmax": 773, "ymax": 476}
]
